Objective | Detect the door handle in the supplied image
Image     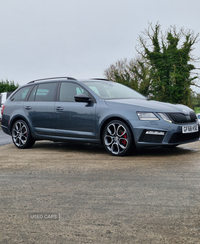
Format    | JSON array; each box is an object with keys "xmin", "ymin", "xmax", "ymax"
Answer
[
  {"xmin": 56, "ymin": 107, "xmax": 64, "ymax": 111},
  {"xmin": 25, "ymin": 106, "xmax": 32, "ymax": 110}
]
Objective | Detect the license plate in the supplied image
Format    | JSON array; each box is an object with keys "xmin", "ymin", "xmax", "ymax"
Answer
[{"xmin": 182, "ymin": 124, "xmax": 199, "ymax": 134}]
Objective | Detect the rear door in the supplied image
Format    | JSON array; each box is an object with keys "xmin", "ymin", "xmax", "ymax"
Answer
[{"xmin": 24, "ymin": 82, "xmax": 57, "ymax": 136}]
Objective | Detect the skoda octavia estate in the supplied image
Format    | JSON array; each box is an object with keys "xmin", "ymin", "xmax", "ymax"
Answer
[{"xmin": 1, "ymin": 77, "xmax": 199, "ymax": 156}]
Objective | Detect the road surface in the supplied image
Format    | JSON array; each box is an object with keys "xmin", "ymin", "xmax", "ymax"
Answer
[
  {"xmin": 0, "ymin": 128, "xmax": 12, "ymax": 145},
  {"xmin": 0, "ymin": 140, "xmax": 200, "ymax": 243}
]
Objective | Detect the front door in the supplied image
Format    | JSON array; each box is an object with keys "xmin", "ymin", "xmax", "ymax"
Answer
[{"xmin": 55, "ymin": 82, "xmax": 96, "ymax": 139}]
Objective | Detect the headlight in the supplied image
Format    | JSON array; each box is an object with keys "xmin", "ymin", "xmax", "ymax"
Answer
[
  {"xmin": 157, "ymin": 113, "xmax": 172, "ymax": 123},
  {"xmin": 137, "ymin": 112, "xmax": 159, "ymax": 121}
]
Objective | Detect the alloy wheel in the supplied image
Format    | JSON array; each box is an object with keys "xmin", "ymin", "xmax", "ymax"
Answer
[
  {"xmin": 12, "ymin": 120, "xmax": 35, "ymax": 149},
  {"xmin": 103, "ymin": 121, "xmax": 132, "ymax": 156}
]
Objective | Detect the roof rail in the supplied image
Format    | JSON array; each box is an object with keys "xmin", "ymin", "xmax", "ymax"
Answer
[
  {"xmin": 28, "ymin": 77, "xmax": 77, "ymax": 84},
  {"xmin": 90, "ymin": 78, "xmax": 110, "ymax": 81}
]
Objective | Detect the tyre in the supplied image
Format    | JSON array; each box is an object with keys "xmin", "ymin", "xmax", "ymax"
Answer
[
  {"xmin": 103, "ymin": 120, "xmax": 134, "ymax": 156},
  {"xmin": 12, "ymin": 120, "xmax": 35, "ymax": 149}
]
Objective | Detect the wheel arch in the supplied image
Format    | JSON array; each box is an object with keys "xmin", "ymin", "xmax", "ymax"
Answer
[
  {"xmin": 99, "ymin": 116, "xmax": 135, "ymax": 145},
  {"xmin": 9, "ymin": 116, "xmax": 32, "ymax": 135}
]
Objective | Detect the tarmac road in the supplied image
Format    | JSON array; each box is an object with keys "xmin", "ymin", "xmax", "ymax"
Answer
[
  {"xmin": 0, "ymin": 138, "xmax": 200, "ymax": 243},
  {"xmin": 0, "ymin": 128, "xmax": 12, "ymax": 145}
]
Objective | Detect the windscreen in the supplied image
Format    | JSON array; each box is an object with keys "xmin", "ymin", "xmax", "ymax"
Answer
[{"xmin": 83, "ymin": 80, "xmax": 146, "ymax": 100}]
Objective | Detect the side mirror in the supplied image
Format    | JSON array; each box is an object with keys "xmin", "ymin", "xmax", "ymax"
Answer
[{"xmin": 74, "ymin": 94, "xmax": 93, "ymax": 103}]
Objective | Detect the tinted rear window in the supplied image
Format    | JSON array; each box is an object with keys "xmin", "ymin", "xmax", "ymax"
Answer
[{"xmin": 28, "ymin": 83, "xmax": 57, "ymax": 101}]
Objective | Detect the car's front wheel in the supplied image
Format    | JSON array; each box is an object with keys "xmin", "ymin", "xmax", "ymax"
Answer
[
  {"xmin": 12, "ymin": 120, "xmax": 35, "ymax": 149},
  {"xmin": 103, "ymin": 120, "xmax": 133, "ymax": 156}
]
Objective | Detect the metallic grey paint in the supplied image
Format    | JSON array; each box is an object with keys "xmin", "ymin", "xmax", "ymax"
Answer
[{"xmin": 1, "ymin": 78, "xmax": 199, "ymax": 155}]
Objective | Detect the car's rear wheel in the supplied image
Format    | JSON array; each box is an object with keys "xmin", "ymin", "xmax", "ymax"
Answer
[
  {"xmin": 12, "ymin": 120, "xmax": 35, "ymax": 149},
  {"xmin": 103, "ymin": 120, "xmax": 133, "ymax": 156}
]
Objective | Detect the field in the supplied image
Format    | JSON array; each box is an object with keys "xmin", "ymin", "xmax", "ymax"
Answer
[{"xmin": 194, "ymin": 106, "xmax": 200, "ymax": 114}]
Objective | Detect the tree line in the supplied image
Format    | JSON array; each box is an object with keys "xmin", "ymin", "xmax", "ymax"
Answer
[
  {"xmin": 0, "ymin": 79, "xmax": 19, "ymax": 93},
  {"xmin": 104, "ymin": 23, "xmax": 200, "ymax": 107}
]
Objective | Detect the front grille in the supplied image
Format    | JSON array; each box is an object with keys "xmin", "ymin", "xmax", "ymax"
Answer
[
  {"xmin": 169, "ymin": 131, "xmax": 199, "ymax": 143},
  {"xmin": 167, "ymin": 112, "xmax": 197, "ymax": 124}
]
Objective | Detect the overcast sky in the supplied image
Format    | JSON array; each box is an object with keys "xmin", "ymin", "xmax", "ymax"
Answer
[{"xmin": 0, "ymin": 0, "xmax": 200, "ymax": 86}]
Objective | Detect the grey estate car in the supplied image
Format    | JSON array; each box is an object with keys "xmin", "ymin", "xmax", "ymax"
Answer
[{"xmin": 1, "ymin": 77, "xmax": 199, "ymax": 156}]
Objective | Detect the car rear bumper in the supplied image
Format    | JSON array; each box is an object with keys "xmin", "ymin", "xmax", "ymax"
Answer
[{"xmin": 1, "ymin": 125, "xmax": 9, "ymax": 135}]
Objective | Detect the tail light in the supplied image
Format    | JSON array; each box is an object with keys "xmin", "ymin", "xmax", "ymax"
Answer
[{"xmin": 1, "ymin": 105, "xmax": 5, "ymax": 116}]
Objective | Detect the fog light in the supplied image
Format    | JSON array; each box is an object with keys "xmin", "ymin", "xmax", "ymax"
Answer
[{"xmin": 145, "ymin": 131, "xmax": 165, "ymax": 135}]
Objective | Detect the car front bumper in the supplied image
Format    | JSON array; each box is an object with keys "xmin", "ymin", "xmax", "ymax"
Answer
[{"xmin": 129, "ymin": 120, "xmax": 200, "ymax": 148}]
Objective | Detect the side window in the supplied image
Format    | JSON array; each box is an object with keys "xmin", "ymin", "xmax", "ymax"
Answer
[
  {"xmin": 59, "ymin": 82, "xmax": 89, "ymax": 102},
  {"xmin": 34, "ymin": 83, "xmax": 57, "ymax": 101},
  {"xmin": 11, "ymin": 86, "xmax": 32, "ymax": 101}
]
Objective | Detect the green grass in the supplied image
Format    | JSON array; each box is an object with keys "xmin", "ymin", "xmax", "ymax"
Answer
[{"xmin": 194, "ymin": 107, "xmax": 200, "ymax": 114}]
